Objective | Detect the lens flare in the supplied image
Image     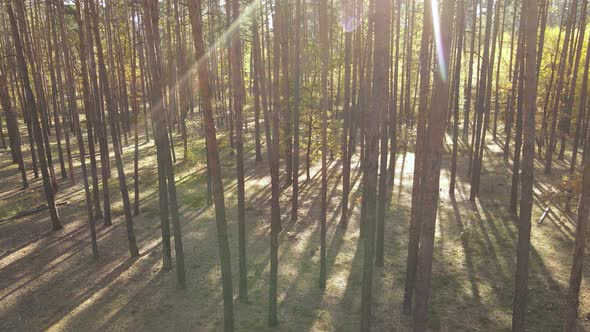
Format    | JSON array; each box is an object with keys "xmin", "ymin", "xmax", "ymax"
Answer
[
  {"xmin": 341, "ymin": 15, "xmax": 360, "ymax": 32},
  {"xmin": 431, "ymin": 0, "xmax": 448, "ymax": 81},
  {"xmin": 148, "ymin": 0, "xmax": 263, "ymax": 122}
]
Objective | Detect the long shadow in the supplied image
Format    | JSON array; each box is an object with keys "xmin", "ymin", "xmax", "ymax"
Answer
[
  {"xmin": 469, "ymin": 199, "xmax": 508, "ymax": 281},
  {"xmin": 450, "ymin": 195, "xmax": 481, "ymax": 302},
  {"xmin": 41, "ymin": 254, "xmax": 144, "ymax": 330}
]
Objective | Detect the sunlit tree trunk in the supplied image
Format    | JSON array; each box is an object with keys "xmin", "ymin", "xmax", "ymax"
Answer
[
  {"xmin": 7, "ymin": 0, "xmax": 62, "ymax": 231},
  {"xmin": 412, "ymin": 0, "xmax": 454, "ymax": 329},
  {"xmin": 228, "ymin": 0, "xmax": 247, "ymax": 302},
  {"xmin": 187, "ymin": 0, "xmax": 235, "ymax": 328},
  {"xmin": 403, "ymin": 0, "xmax": 432, "ymax": 313},
  {"xmin": 360, "ymin": 0, "xmax": 390, "ymax": 329},
  {"xmin": 88, "ymin": 0, "xmax": 139, "ymax": 258},
  {"xmin": 512, "ymin": 0, "xmax": 538, "ymax": 328},
  {"xmin": 0, "ymin": 64, "xmax": 27, "ymax": 188},
  {"xmin": 143, "ymin": 0, "xmax": 186, "ymax": 289},
  {"xmin": 291, "ymin": 0, "xmax": 302, "ymax": 222},
  {"xmin": 71, "ymin": 0, "xmax": 99, "ymax": 259}
]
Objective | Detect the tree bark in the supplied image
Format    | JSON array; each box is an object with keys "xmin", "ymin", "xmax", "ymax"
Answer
[
  {"xmin": 512, "ymin": 0, "xmax": 538, "ymax": 329},
  {"xmin": 7, "ymin": 0, "xmax": 62, "ymax": 231}
]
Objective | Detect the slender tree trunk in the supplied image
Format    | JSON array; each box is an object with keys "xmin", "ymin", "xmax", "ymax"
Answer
[
  {"xmin": 228, "ymin": 0, "xmax": 248, "ymax": 302},
  {"xmin": 412, "ymin": 0, "xmax": 454, "ymax": 329},
  {"xmin": 291, "ymin": 0, "xmax": 302, "ymax": 222},
  {"xmin": 143, "ymin": 0, "xmax": 186, "ymax": 289},
  {"xmin": 7, "ymin": 0, "xmax": 62, "ymax": 231},
  {"xmin": 70, "ymin": 0, "xmax": 99, "ymax": 258},
  {"xmin": 131, "ymin": 3, "xmax": 141, "ymax": 216},
  {"xmin": 187, "ymin": 0, "xmax": 235, "ymax": 329},
  {"xmin": 269, "ymin": 0, "xmax": 283, "ymax": 325},
  {"xmin": 0, "ymin": 65, "xmax": 27, "ymax": 188},
  {"xmin": 571, "ymin": 30, "xmax": 590, "ymax": 172},
  {"xmin": 88, "ymin": 0, "xmax": 139, "ymax": 257},
  {"xmin": 512, "ymin": 0, "xmax": 538, "ymax": 328},
  {"xmin": 340, "ymin": 0, "xmax": 353, "ymax": 224},
  {"xmin": 546, "ymin": 0, "xmax": 577, "ymax": 174},
  {"xmin": 360, "ymin": 0, "xmax": 390, "ymax": 329},
  {"xmin": 450, "ymin": 0, "xmax": 466, "ymax": 195},
  {"xmin": 374, "ymin": 3, "xmax": 392, "ymax": 267},
  {"xmin": 469, "ymin": 0, "xmax": 495, "ymax": 200},
  {"xmin": 319, "ymin": 0, "xmax": 329, "ymax": 290},
  {"xmin": 558, "ymin": 0, "xmax": 587, "ymax": 161},
  {"xmin": 564, "ymin": 108, "xmax": 590, "ymax": 332},
  {"xmin": 403, "ymin": 0, "xmax": 432, "ymax": 313}
]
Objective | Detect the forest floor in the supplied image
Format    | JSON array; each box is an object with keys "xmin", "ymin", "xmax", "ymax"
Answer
[{"xmin": 0, "ymin": 116, "xmax": 589, "ymax": 331}]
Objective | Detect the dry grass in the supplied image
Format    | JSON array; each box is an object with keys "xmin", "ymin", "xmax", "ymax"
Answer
[{"xmin": 0, "ymin": 118, "xmax": 588, "ymax": 331}]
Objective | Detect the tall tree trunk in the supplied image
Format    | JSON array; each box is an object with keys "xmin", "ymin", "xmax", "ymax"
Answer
[
  {"xmin": 403, "ymin": 0, "xmax": 432, "ymax": 313},
  {"xmin": 564, "ymin": 103, "xmax": 590, "ymax": 332},
  {"xmin": 340, "ymin": 0, "xmax": 353, "ymax": 224},
  {"xmin": 229, "ymin": 0, "xmax": 248, "ymax": 302},
  {"xmin": 375, "ymin": 0, "xmax": 393, "ymax": 267},
  {"xmin": 131, "ymin": 2, "xmax": 141, "ymax": 216},
  {"xmin": 83, "ymin": 2, "xmax": 110, "ymax": 225},
  {"xmin": 142, "ymin": 0, "xmax": 185, "ymax": 280},
  {"xmin": 512, "ymin": 0, "xmax": 538, "ymax": 328},
  {"xmin": 571, "ymin": 27, "xmax": 590, "ymax": 172},
  {"xmin": 546, "ymin": 0, "xmax": 577, "ymax": 174},
  {"xmin": 360, "ymin": 0, "xmax": 390, "ymax": 329},
  {"xmin": 7, "ymin": 0, "xmax": 62, "ymax": 231},
  {"xmin": 319, "ymin": 0, "xmax": 329, "ymax": 290},
  {"xmin": 291, "ymin": 0, "xmax": 302, "ymax": 222},
  {"xmin": 269, "ymin": 0, "xmax": 283, "ymax": 325},
  {"xmin": 88, "ymin": 0, "xmax": 139, "ymax": 258},
  {"xmin": 558, "ymin": 0, "xmax": 587, "ymax": 161},
  {"xmin": 187, "ymin": 0, "xmax": 235, "ymax": 329},
  {"xmin": 0, "ymin": 65, "xmax": 27, "ymax": 188},
  {"xmin": 412, "ymin": 0, "xmax": 454, "ymax": 329},
  {"xmin": 70, "ymin": 0, "xmax": 100, "ymax": 259},
  {"xmin": 469, "ymin": 0, "xmax": 495, "ymax": 200},
  {"xmin": 450, "ymin": 0, "xmax": 466, "ymax": 195}
]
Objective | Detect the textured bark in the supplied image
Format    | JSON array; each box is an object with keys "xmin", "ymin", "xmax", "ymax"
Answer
[
  {"xmin": 412, "ymin": 0, "xmax": 454, "ymax": 329},
  {"xmin": 571, "ymin": 28, "xmax": 590, "ymax": 172},
  {"xmin": 187, "ymin": 0, "xmax": 235, "ymax": 329},
  {"xmin": 142, "ymin": 0, "xmax": 184, "ymax": 279},
  {"xmin": 403, "ymin": 0, "xmax": 432, "ymax": 314},
  {"xmin": 319, "ymin": 0, "xmax": 329, "ymax": 290},
  {"xmin": 469, "ymin": 0, "xmax": 494, "ymax": 200},
  {"xmin": 450, "ymin": 0, "xmax": 466, "ymax": 195},
  {"xmin": 291, "ymin": 0, "xmax": 302, "ymax": 222},
  {"xmin": 229, "ymin": 0, "xmax": 247, "ymax": 302},
  {"xmin": 512, "ymin": 0, "xmax": 538, "ymax": 329},
  {"xmin": 340, "ymin": 0, "xmax": 353, "ymax": 225},
  {"xmin": 70, "ymin": 0, "xmax": 99, "ymax": 258},
  {"xmin": 82, "ymin": 2, "xmax": 109, "ymax": 224},
  {"xmin": 269, "ymin": 0, "xmax": 283, "ymax": 325},
  {"xmin": 546, "ymin": 0, "xmax": 577, "ymax": 174},
  {"xmin": 564, "ymin": 105, "xmax": 590, "ymax": 332},
  {"xmin": 7, "ymin": 0, "xmax": 62, "ymax": 231},
  {"xmin": 360, "ymin": 0, "xmax": 390, "ymax": 329},
  {"xmin": 559, "ymin": 0, "xmax": 587, "ymax": 161},
  {"xmin": 388, "ymin": 0, "xmax": 401, "ymax": 187},
  {"xmin": 252, "ymin": 10, "xmax": 264, "ymax": 163},
  {"xmin": 131, "ymin": 2, "xmax": 141, "ymax": 216},
  {"xmin": 463, "ymin": 0, "xmax": 478, "ymax": 139},
  {"xmin": 88, "ymin": 0, "xmax": 139, "ymax": 258},
  {"xmin": 50, "ymin": 3, "xmax": 74, "ymax": 184},
  {"xmin": 510, "ymin": 31, "xmax": 525, "ymax": 215},
  {"xmin": 374, "ymin": 0, "xmax": 392, "ymax": 268},
  {"xmin": 0, "ymin": 66, "xmax": 27, "ymax": 188}
]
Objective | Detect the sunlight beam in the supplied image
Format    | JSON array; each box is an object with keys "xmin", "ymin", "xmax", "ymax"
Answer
[{"xmin": 431, "ymin": 0, "xmax": 448, "ymax": 81}]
